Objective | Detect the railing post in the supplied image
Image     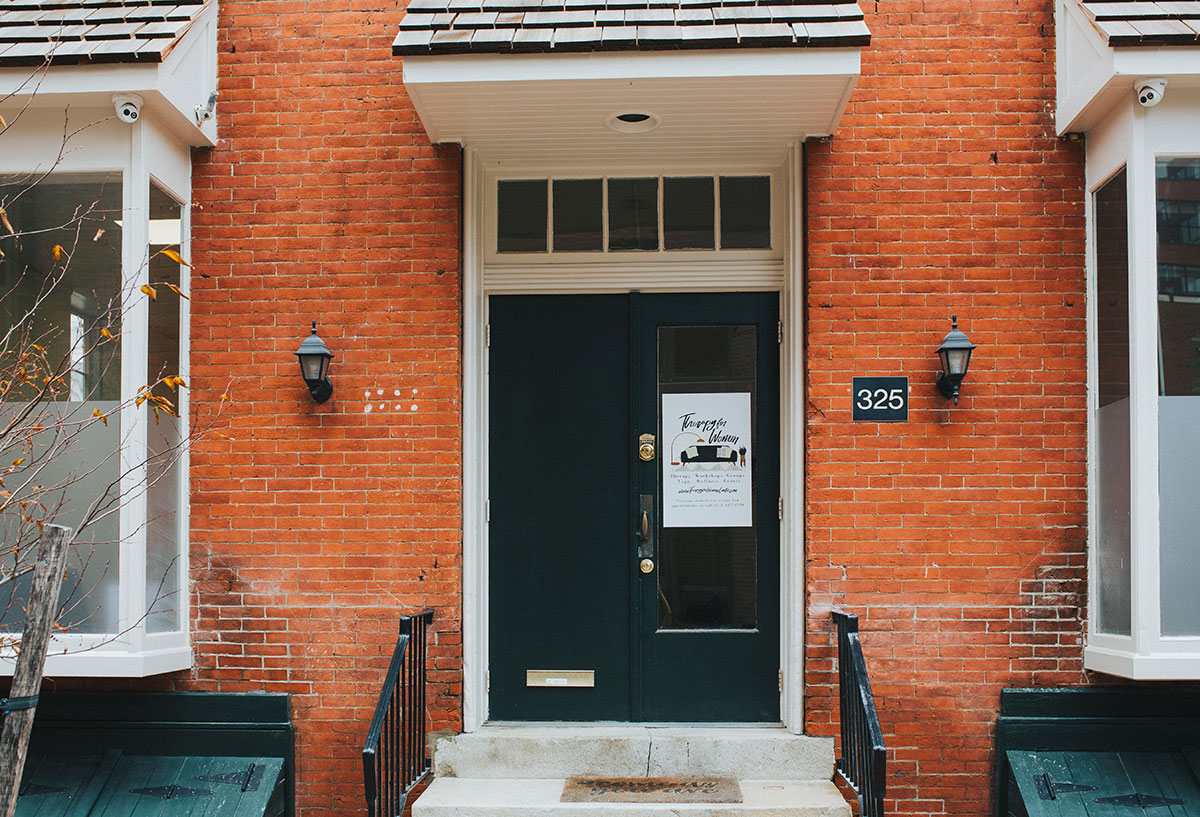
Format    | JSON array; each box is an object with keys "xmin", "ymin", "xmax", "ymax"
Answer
[
  {"xmin": 363, "ymin": 610, "xmax": 434, "ymax": 817},
  {"xmin": 832, "ymin": 609, "xmax": 886, "ymax": 817}
]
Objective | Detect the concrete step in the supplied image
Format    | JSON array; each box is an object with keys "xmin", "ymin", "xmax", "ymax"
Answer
[
  {"xmin": 413, "ymin": 778, "xmax": 852, "ymax": 817},
  {"xmin": 432, "ymin": 726, "xmax": 835, "ymax": 781}
]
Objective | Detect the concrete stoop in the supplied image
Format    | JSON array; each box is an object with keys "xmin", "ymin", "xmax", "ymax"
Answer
[{"xmin": 412, "ymin": 726, "xmax": 852, "ymax": 817}]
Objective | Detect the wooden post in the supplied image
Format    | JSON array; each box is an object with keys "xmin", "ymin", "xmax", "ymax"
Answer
[{"xmin": 0, "ymin": 524, "xmax": 70, "ymax": 817}]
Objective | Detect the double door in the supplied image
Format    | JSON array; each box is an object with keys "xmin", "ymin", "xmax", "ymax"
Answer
[{"xmin": 488, "ymin": 292, "xmax": 779, "ymax": 722}]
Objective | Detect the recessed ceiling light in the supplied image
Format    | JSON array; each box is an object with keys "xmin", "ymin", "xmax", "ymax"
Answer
[{"xmin": 606, "ymin": 112, "xmax": 660, "ymax": 133}]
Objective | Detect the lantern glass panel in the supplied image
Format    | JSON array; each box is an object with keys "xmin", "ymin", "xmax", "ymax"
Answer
[
  {"xmin": 300, "ymin": 353, "xmax": 328, "ymax": 382},
  {"xmin": 942, "ymin": 347, "xmax": 971, "ymax": 376}
]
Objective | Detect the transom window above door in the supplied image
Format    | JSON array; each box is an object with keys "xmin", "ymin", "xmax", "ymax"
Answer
[{"xmin": 496, "ymin": 176, "xmax": 772, "ymax": 255}]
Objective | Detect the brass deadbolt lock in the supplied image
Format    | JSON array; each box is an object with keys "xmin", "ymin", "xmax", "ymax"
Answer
[
  {"xmin": 638, "ymin": 433, "xmax": 656, "ymax": 462},
  {"xmin": 639, "ymin": 558, "xmax": 655, "ymax": 574}
]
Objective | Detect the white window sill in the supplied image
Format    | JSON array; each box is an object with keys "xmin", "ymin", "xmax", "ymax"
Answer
[
  {"xmin": 0, "ymin": 642, "xmax": 191, "ymax": 678},
  {"xmin": 1084, "ymin": 644, "xmax": 1200, "ymax": 680}
]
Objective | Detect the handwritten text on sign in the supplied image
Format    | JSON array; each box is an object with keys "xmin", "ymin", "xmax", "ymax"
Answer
[{"xmin": 662, "ymin": 392, "xmax": 752, "ymax": 528}]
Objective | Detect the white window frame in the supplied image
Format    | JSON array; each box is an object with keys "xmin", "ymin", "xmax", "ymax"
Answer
[
  {"xmin": 487, "ymin": 173, "xmax": 782, "ymax": 262},
  {"xmin": 1085, "ymin": 89, "xmax": 1200, "ymax": 679},
  {"xmin": 483, "ymin": 165, "xmax": 786, "ymax": 294},
  {"xmin": 0, "ymin": 106, "xmax": 192, "ymax": 677}
]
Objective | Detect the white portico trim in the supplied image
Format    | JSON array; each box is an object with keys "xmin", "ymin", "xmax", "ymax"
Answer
[{"xmin": 458, "ymin": 145, "xmax": 808, "ymax": 731}]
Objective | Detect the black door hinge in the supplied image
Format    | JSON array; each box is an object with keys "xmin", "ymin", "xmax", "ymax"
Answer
[
  {"xmin": 1094, "ymin": 793, "xmax": 1186, "ymax": 808},
  {"xmin": 197, "ymin": 762, "xmax": 264, "ymax": 792},
  {"xmin": 1034, "ymin": 773, "xmax": 1096, "ymax": 800},
  {"xmin": 130, "ymin": 784, "xmax": 212, "ymax": 800}
]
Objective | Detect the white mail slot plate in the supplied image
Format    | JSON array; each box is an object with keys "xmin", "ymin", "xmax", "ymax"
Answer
[{"xmin": 526, "ymin": 670, "xmax": 595, "ymax": 688}]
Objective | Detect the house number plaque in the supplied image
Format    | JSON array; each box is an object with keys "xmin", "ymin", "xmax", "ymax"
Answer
[{"xmin": 852, "ymin": 377, "xmax": 908, "ymax": 422}]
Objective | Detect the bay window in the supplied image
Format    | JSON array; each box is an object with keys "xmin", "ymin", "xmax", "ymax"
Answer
[
  {"xmin": 1086, "ymin": 97, "xmax": 1200, "ymax": 676},
  {"xmin": 0, "ymin": 0, "xmax": 214, "ymax": 677},
  {"xmin": 0, "ymin": 108, "xmax": 192, "ymax": 676}
]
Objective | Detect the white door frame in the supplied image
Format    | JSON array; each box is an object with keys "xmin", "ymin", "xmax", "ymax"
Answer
[{"xmin": 459, "ymin": 146, "xmax": 806, "ymax": 730}]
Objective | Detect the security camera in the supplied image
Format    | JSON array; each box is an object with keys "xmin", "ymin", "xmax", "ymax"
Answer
[
  {"xmin": 113, "ymin": 93, "xmax": 143, "ymax": 124},
  {"xmin": 1136, "ymin": 78, "xmax": 1167, "ymax": 108},
  {"xmin": 194, "ymin": 90, "xmax": 218, "ymax": 125}
]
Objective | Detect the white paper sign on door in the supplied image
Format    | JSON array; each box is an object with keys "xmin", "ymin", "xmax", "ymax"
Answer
[{"xmin": 662, "ymin": 392, "xmax": 752, "ymax": 528}]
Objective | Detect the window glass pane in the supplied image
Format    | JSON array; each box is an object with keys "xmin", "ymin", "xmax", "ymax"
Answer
[
  {"xmin": 663, "ymin": 177, "xmax": 715, "ymax": 250},
  {"xmin": 1095, "ymin": 169, "xmax": 1131, "ymax": 637},
  {"xmin": 720, "ymin": 176, "xmax": 770, "ymax": 249},
  {"xmin": 1156, "ymin": 158, "xmax": 1200, "ymax": 636},
  {"xmin": 608, "ymin": 178, "xmax": 658, "ymax": 251},
  {"xmin": 147, "ymin": 182, "xmax": 183, "ymax": 634},
  {"xmin": 552, "ymin": 179, "xmax": 602, "ymax": 252},
  {"xmin": 657, "ymin": 325, "xmax": 756, "ymax": 629},
  {"xmin": 0, "ymin": 173, "xmax": 123, "ymax": 634},
  {"xmin": 497, "ymin": 180, "xmax": 547, "ymax": 253}
]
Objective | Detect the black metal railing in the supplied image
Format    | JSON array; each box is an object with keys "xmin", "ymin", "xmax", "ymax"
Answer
[
  {"xmin": 363, "ymin": 609, "xmax": 434, "ymax": 817},
  {"xmin": 833, "ymin": 609, "xmax": 886, "ymax": 817}
]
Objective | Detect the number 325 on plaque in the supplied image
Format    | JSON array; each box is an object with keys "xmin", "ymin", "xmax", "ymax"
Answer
[{"xmin": 852, "ymin": 376, "xmax": 908, "ymax": 422}]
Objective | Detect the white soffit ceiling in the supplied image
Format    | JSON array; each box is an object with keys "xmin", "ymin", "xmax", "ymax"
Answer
[{"xmin": 402, "ymin": 48, "xmax": 862, "ymax": 165}]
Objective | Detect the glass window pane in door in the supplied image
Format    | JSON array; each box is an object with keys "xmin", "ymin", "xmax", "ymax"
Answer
[
  {"xmin": 663, "ymin": 178, "xmax": 715, "ymax": 250},
  {"xmin": 553, "ymin": 179, "xmax": 602, "ymax": 252},
  {"xmin": 608, "ymin": 178, "xmax": 658, "ymax": 251},
  {"xmin": 1095, "ymin": 168, "xmax": 1131, "ymax": 637},
  {"xmin": 719, "ymin": 176, "xmax": 770, "ymax": 249},
  {"xmin": 1156, "ymin": 158, "xmax": 1200, "ymax": 635},
  {"xmin": 497, "ymin": 180, "xmax": 547, "ymax": 253},
  {"xmin": 658, "ymin": 325, "xmax": 756, "ymax": 629}
]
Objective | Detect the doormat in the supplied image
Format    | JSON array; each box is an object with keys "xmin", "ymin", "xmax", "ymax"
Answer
[{"xmin": 561, "ymin": 777, "xmax": 743, "ymax": 803}]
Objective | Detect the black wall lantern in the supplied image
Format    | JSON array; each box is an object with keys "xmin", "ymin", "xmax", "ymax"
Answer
[
  {"xmin": 295, "ymin": 321, "xmax": 333, "ymax": 404},
  {"xmin": 935, "ymin": 315, "xmax": 976, "ymax": 405}
]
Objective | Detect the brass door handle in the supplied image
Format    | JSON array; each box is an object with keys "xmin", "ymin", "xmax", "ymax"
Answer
[
  {"xmin": 639, "ymin": 558, "xmax": 655, "ymax": 574},
  {"xmin": 638, "ymin": 495, "xmax": 655, "ymax": 559}
]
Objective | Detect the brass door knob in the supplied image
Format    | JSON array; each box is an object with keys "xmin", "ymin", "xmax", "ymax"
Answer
[{"xmin": 639, "ymin": 558, "xmax": 655, "ymax": 574}]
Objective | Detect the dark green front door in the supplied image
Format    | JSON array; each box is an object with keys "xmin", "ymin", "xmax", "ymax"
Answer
[{"xmin": 488, "ymin": 292, "xmax": 779, "ymax": 722}]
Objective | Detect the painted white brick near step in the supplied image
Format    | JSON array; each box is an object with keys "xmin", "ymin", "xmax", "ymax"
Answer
[
  {"xmin": 413, "ymin": 778, "xmax": 852, "ymax": 817},
  {"xmin": 431, "ymin": 726, "xmax": 836, "ymax": 781}
]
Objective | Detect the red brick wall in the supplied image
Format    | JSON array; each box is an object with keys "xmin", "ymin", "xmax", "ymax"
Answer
[
  {"xmin": 185, "ymin": 2, "xmax": 463, "ymax": 814},
  {"xmin": 32, "ymin": 1, "xmax": 1099, "ymax": 816},
  {"xmin": 803, "ymin": 2, "xmax": 1089, "ymax": 817}
]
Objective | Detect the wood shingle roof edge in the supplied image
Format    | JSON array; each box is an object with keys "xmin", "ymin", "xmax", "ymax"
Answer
[
  {"xmin": 0, "ymin": 0, "xmax": 208, "ymax": 68},
  {"xmin": 393, "ymin": 0, "xmax": 870, "ymax": 55}
]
